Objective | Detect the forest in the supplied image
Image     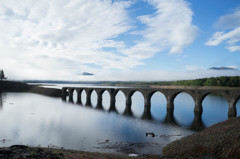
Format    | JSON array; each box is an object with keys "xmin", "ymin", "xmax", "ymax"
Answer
[
  {"xmin": 111, "ymin": 76, "xmax": 240, "ymax": 87},
  {"xmin": 172, "ymin": 76, "xmax": 240, "ymax": 87}
]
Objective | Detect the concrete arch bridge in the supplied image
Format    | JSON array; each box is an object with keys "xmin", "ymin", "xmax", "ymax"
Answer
[{"xmin": 62, "ymin": 86, "xmax": 240, "ymax": 130}]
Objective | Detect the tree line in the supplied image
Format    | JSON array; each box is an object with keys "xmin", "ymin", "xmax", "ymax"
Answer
[
  {"xmin": 110, "ymin": 76, "xmax": 240, "ymax": 87},
  {"xmin": 172, "ymin": 76, "xmax": 240, "ymax": 87}
]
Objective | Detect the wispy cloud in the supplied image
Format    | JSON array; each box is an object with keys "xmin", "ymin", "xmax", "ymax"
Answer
[
  {"xmin": 0, "ymin": 0, "xmax": 197, "ymax": 80},
  {"xmin": 125, "ymin": 0, "xmax": 197, "ymax": 55},
  {"xmin": 206, "ymin": 8, "xmax": 240, "ymax": 52}
]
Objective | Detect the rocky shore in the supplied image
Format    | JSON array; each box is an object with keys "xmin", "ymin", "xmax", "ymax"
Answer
[
  {"xmin": 0, "ymin": 145, "xmax": 161, "ymax": 159},
  {"xmin": 163, "ymin": 116, "xmax": 240, "ymax": 159}
]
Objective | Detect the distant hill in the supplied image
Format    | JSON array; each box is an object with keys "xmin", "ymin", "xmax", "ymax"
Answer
[
  {"xmin": 209, "ymin": 67, "xmax": 238, "ymax": 71},
  {"xmin": 80, "ymin": 72, "xmax": 94, "ymax": 76}
]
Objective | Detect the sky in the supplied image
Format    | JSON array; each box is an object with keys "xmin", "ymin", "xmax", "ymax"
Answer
[{"xmin": 0, "ymin": 0, "xmax": 240, "ymax": 81}]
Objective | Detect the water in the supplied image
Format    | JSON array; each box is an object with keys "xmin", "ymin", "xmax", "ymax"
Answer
[{"xmin": 0, "ymin": 84, "xmax": 240, "ymax": 155}]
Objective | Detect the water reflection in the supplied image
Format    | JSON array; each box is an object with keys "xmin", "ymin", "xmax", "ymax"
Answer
[
  {"xmin": 174, "ymin": 92, "xmax": 194, "ymax": 127},
  {"xmin": 115, "ymin": 91, "xmax": 125, "ymax": 114},
  {"xmin": 63, "ymin": 91, "xmax": 206, "ymax": 131},
  {"xmin": 150, "ymin": 92, "xmax": 166, "ymax": 121},
  {"xmin": 102, "ymin": 91, "xmax": 110, "ymax": 111},
  {"xmin": 0, "ymin": 92, "xmax": 193, "ymax": 155},
  {"xmin": 202, "ymin": 94, "xmax": 228, "ymax": 127},
  {"xmin": 131, "ymin": 91, "xmax": 144, "ymax": 118}
]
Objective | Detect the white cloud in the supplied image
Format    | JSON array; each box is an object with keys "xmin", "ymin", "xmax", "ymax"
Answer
[
  {"xmin": 134, "ymin": 0, "xmax": 197, "ymax": 55},
  {"xmin": 227, "ymin": 65, "xmax": 238, "ymax": 69},
  {"xmin": 206, "ymin": 9, "xmax": 240, "ymax": 52},
  {"xmin": 214, "ymin": 9, "xmax": 240, "ymax": 30},
  {"xmin": 0, "ymin": 0, "xmax": 197, "ymax": 80}
]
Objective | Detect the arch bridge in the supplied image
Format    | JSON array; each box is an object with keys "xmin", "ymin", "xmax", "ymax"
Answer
[{"xmin": 62, "ymin": 86, "xmax": 240, "ymax": 128}]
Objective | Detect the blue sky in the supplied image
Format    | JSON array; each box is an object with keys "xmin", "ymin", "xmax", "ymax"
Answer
[{"xmin": 0, "ymin": 0, "xmax": 240, "ymax": 81}]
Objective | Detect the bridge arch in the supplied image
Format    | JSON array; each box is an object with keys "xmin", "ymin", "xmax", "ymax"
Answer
[
  {"xmin": 173, "ymin": 92, "xmax": 195, "ymax": 127},
  {"xmin": 115, "ymin": 90, "xmax": 126, "ymax": 114},
  {"xmin": 131, "ymin": 91, "xmax": 144, "ymax": 118},
  {"xmin": 102, "ymin": 90, "xmax": 110, "ymax": 111},
  {"xmin": 81, "ymin": 89, "xmax": 87, "ymax": 105},
  {"xmin": 150, "ymin": 91, "xmax": 167, "ymax": 121},
  {"xmin": 202, "ymin": 92, "xmax": 229, "ymax": 127},
  {"xmin": 90, "ymin": 90, "xmax": 97, "ymax": 108}
]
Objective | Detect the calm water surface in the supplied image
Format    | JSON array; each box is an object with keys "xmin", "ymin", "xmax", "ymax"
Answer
[{"xmin": 0, "ymin": 84, "xmax": 239, "ymax": 155}]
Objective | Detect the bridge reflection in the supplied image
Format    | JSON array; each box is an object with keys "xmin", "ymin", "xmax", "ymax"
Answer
[{"xmin": 62, "ymin": 90, "xmax": 205, "ymax": 131}]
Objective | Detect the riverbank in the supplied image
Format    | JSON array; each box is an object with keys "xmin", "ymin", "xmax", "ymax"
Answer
[
  {"xmin": 0, "ymin": 80, "xmax": 62, "ymax": 97},
  {"xmin": 163, "ymin": 116, "xmax": 240, "ymax": 158},
  {"xmin": 0, "ymin": 145, "xmax": 162, "ymax": 159}
]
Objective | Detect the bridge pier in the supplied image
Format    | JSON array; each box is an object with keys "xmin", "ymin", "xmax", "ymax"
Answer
[
  {"xmin": 96, "ymin": 90, "xmax": 103, "ymax": 110},
  {"xmin": 68, "ymin": 88, "xmax": 74, "ymax": 103},
  {"xmin": 76, "ymin": 89, "xmax": 83, "ymax": 105},
  {"xmin": 142, "ymin": 93, "xmax": 152, "ymax": 120},
  {"xmin": 123, "ymin": 90, "xmax": 133, "ymax": 116},
  {"xmin": 124, "ymin": 95, "xmax": 132, "ymax": 115},
  {"xmin": 85, "ymin": 89, "xmax": 93, "ymax": 106},
  {"xmin": 191, "ymin": 111, "xmax": 205, "ymax": 131},
  {"xmin": 165, "ymin": 94, "xmax": 176, "ymax": 124},
  {"xmin": 109, "ymin": 92, "xmax": 117, "ymax": 112},
  {"xmin": 61, "ymin": 89, "xmax": 68, "ymax": 101},
  {"xmin": 193, "ymin": 95, "xmax": 203, "ymax": 114}
]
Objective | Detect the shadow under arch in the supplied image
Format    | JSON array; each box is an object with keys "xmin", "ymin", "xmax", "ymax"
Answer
[
  {"xmin": 150, "ymin": 91, "xmax": 167, "ymax": 121},
  {"xmin": 102, "ymin": 90, "xmax": 110, "ymax": 111},
  {"xmin": 202, "ymin": 92, "xmax": 229, "ymax": 127},
  {"xmin": 173, "ymin": 92, "xmax": 195, "ymax": 127},
  {"xmin": 131, "ymin": 91, "xmax": 144, "ymax": 118},
  {"xmin": 115, "ymin": 90, "xmax": 126, "ymax": 114}
]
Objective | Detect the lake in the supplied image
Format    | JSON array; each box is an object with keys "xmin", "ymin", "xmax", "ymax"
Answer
[{"xmin": 0, "ymin": 84, "xmax": 240, "ymax": 156}]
